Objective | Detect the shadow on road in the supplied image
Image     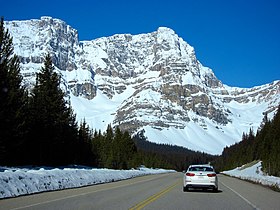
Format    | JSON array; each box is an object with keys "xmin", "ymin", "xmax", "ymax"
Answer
[{"xmin": 183, "ymin": 188, "xmax": 223, "ymax": 194}]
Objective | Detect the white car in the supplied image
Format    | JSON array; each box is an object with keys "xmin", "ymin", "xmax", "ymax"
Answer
[{"xmin": 183, "ymin": 164, "xmax": 218, "ymax": 192}]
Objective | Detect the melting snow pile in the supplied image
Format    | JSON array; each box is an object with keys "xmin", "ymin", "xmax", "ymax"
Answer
[
  {"xmin": 0, "ymin": 166, "xmax": 175, "ymax": 199},
  {"xmin": 222, "ymin": 161, "xmax": 280, "ymax": 189}
]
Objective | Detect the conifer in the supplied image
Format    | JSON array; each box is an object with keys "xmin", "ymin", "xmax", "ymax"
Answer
[
  {"xmin": 0, "ymin": 17, "xmax": 28, "ymax": 165},
  {"xmin": 29, "ymin": 53, "xmax": 77, "ymax": 165}
]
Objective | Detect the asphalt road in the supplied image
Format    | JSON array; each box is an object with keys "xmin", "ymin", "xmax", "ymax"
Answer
[{"xmin": 0, "ymin": 173, "xmax": 279, "ymax": 210}]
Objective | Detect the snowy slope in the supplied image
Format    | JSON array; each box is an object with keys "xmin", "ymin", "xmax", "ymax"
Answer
[
  {"xmin": 0, "ymin": 166, "xmax": 175, "ymax": 199},
  {"xmin": 222, "ymin": 161, "xmax": 280, "ymax": 189},
  {"xmin": 5, "ymin": 17, "xmax": 280, "ymax": 155}
]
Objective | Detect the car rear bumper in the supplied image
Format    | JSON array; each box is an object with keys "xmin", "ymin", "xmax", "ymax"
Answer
[{"xmin": 185, "ymin": 183, "xmax": 217, "ymax": 189}]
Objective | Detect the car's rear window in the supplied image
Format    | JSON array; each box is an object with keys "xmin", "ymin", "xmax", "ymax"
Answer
[{"xmin": 189, "ymin": 166, "xmax": 214, "ymax": 172}]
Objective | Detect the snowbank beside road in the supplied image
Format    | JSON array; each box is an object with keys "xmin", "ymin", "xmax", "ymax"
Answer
[
  {"xmin": 0, "ymin": 166, "xmax": 175, "ymax": 199},
  {"xmin": 222, "ymin": 161, "xmax": 280, "ymax": 189}
]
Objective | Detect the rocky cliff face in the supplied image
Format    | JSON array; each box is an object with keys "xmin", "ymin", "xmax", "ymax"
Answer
[
  {"xmin": 6, "ymin": 16, "xmax": 96, "ymax": 99},
  {"xmin": 5, "ymin": 17, "xmax": 280, "ymax": 154}
]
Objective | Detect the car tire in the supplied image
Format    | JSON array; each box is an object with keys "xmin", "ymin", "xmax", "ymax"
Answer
[
  {"xmin": 183, "ymin": 186, "xmax": 188, "ymax": 192},
  {"xmin": 213, "ymin": 187, "xmax": 218, "ymax": 192}
]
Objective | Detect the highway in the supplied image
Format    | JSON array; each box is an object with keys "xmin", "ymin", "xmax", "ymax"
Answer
[{"xmin": 0, "ymin": 172, "xmax": 279, "ymax": 210}]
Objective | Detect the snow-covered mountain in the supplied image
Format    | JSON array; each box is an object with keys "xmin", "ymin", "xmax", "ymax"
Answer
[{"xmin": 5, "ymin": 17, "xmax": 280, "ymax": 154}]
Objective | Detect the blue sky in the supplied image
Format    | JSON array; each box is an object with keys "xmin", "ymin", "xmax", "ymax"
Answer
[{"xmin": 1, "ymin": 0, "xmax": 280, "ymax": 87}]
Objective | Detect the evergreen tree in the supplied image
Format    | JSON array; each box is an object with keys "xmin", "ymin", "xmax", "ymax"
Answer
[
  {"xmin": 258, "ymin": 105, "xmax": 280, "ymax": 176},
  {"xmin": 0, "ymin": 17, "xmax": 29, "ymax": 165},
  {"xmin": 92, "ymin": 129, "xmax": 105, "ymax": 167},
  {"xmin": 104, "ymin": 124, "xmax": 114, "ymax": 168},
  {"xmin": 121, "ymin": 130, "xmax": 137, "ymax": 169},
  {"xmin": 76, "ymin": 119, "xmax": 96, "ymax": 165},
  {"xmin": 111, "ymin": 127, "xmax": 122, "ymax": 169},
  {"xmin": 29, "ymin": 53, "xmax": 77, "ymax": 165}
]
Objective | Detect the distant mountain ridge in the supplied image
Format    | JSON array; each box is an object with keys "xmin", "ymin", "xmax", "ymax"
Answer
[{"xmin": 5, "ymin": 16, "xmax": 280, "ymax": 154}]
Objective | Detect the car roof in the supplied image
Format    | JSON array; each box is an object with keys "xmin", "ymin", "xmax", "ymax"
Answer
[{"xmin": 188, "ymin": 164, "xmax": 213, "ymax": 168}]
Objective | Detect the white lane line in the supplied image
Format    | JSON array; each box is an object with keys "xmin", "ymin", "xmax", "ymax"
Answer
[
  {"xmin": 10, "ymin": 174, "xmax": 169, "ymax": 210},
  {"xmin": 219, "ymin": 181, "xmax": 261, "ymax": 210}
]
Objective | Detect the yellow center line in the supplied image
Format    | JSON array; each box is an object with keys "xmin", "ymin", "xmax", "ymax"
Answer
[{"xmin": 129, "ymin": 181, "xmax": 180, "ymax": 210}]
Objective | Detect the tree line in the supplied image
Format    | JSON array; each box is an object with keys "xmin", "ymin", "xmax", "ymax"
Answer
[
  {"xmin": 0, "ymin": 17, "xmax": 215, "ymax": 170},
  {"xmin": 133, "ymin": 130, "xmax": 216, "ymax": 171},
  {"xmin": 213, "ymin": 106, "xmax": 280, "ymax": 176}
]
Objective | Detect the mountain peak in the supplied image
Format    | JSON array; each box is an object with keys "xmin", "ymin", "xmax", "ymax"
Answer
[
  {"xmin": 157, "ymin": 27, "xmax": 176, "ymax": 34},
  {"xmin": 40, "ymin": 16, "xmax": 53, "ymax": 21},
  {"xmin": 40, "ymin": 16, "xmax": 67, "ymax": 25},
  {"xmin": 156, "ymin": 26, "xmax": 178, "ymax": 43},
  {"xmin": 5, "ymin": 17, "xmax": 280, "ymax": 155}
]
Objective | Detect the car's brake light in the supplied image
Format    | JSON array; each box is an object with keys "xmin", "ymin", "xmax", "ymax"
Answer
[
  {"xmin": 186, "ymin": 173, "xmax": 195, "ymax": 176},
  {"xmin": 207, "ymin": 173, "xmax": 216, "ymax": 177}
]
